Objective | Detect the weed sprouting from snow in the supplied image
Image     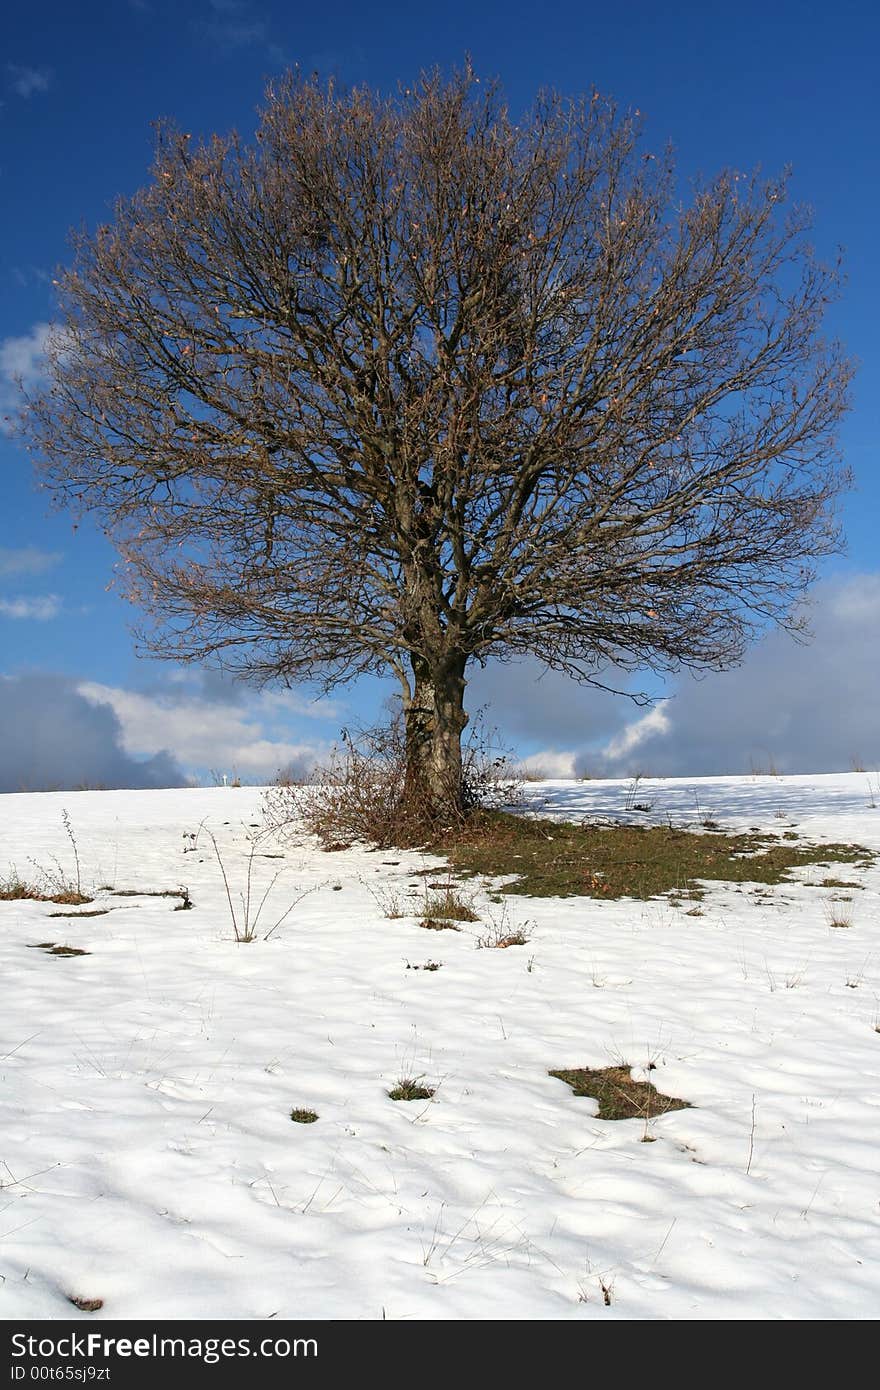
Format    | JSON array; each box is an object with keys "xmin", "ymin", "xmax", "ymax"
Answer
[
  {"xmin": 421, "ymin": 879, "xmax": 479, "ymax": 923},
  {"xmin": 60, "ymin": 810, "xmax": 83, "ymax": 899},
  {"xmin": 0, "ymin": 869, "xmax": 43, "ymax": 902},
  {"xmin": 362, "ymin": 879, "xmax": 408, "ymax": 918},
  {"xmin": 32, "ymin": 810, "xmax": 89, "ymax": 904},
  {"xmin": 419, "ymin": 1198, "xmax": 542, "ymax": 1285},
  {"xmin": 200, "ymin": 822, "xmax": 314, "ymax": 942},
  {"xmin": 2, "ymin": 869, "xmax": 89, "ymax": 908},
  {"xmin": 388, "ymin": 1076, "xmax": 435, "ymax": 1102},
  {"xmin": 621, "ymin": 772, "xmax": 654, "ymax": 814},
  {"xmin": 576, "ymin": 1252, "xmax": 618, "ymax": 1306},
  {"xmin": 475, "ymin": 900, "xmax": 534, "ymax": 949},
  {"xmin": 824, "ymin": 899, "xmax": 854, "ymax": 929},
  {"xmin": 0, "ymin": 812, "xmax": 92, "ymax": 905},
  {"xmin": 845, "ymin": 956, "xmax": 871, "ymax": 990},
  {"xmin": 589, "ymin": 958, "xmax": 607, "ymax": 988},
  {"xmin": 746, "ymin": 1094, "xmax": 757, "ymax": 1175},
  {"xmin": 784, "ymin": 962, "xmax": 809, "ymax": 989}
]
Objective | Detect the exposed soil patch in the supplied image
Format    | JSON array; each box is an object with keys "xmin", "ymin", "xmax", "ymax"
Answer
[
  {"xmin": 549, "ymin": 1066, "xmax": 691, "ymax": 1120},
  {"xmin": 289, "ymin": 1109, "xmax": 318, "ymax": 1124},
  {"xmin": 68, "ymin": 1295, "xmax": 103, "ymax": 1312},
  {"xmin": 27, "ymin": 942, "xmax": 90, "ymax": 957},
  {"xmin": 48, "ymin": 909, "xmax": 110, "ymax": 918},
  {"xmin": 111, "ymin": 888, "xmax": 193, "ymax": 910},
  {"xmin": 1, "ymin": 884, "xmax": 92, "ymax": 905}
]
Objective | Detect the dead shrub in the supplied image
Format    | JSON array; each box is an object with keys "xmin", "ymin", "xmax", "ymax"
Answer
[{"xmin": 264, "ymin": 706, "xmax": 521, "ymax": 850}]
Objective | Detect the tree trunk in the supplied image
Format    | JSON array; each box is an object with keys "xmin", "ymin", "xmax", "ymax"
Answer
[{"xmin": 403, "ymin": 653, "xmax": 469, "ymax": 826}]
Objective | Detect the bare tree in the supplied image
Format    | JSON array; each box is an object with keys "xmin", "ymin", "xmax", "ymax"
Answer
[{"xmin": 21, "ymin": 67, "xmax": 851, "ymax": 825}]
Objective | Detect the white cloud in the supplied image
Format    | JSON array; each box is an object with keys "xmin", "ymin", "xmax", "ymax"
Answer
[
  {"xmin": 6, "ymin": 65, "xmax": 52, "ymax": 99},
  {"xmin": 0, "ymin": 322, "xmax": 51, "ymax": 428},
  {"xmin": 0, "ymin": 547, "xmax": 62, "ymax": 577},
  {"xmin": 78, "ymin": 680, "xmax": 328, "ymax": 780},
  {"xmin": 602, "ymin": 705, "xmax": 671, "ymax": 762},
  {"xmin": 515, "ymin": 750, "xmax": 578, "ymax": 779},
  {"xmin": 0, "ymin": 322, "xmax": 51, "ymax": 386},
  {"xmin": 824, "ymin": 577, "xmax": 880, "ymax": 624},
  {"xmin": 0, "ymin": 674, "xmax": 186, "ymax": 792},
  {"xmin": 256, "ymin": 686, "xmax": 345, "ymax": 721},
  {"xmin": 0, "ymin": 595, "xmax": 60, "ymax": 620}
]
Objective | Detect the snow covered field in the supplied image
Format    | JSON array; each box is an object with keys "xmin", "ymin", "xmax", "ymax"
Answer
[{"xmin": 1, "ymin": 773, "xmax": 879, "ymax": 1321}]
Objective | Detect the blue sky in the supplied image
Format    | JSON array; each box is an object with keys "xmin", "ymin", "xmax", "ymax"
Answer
[{"xmin": 1, "ymin": 0, "xmax": 878, "ymax": 786}]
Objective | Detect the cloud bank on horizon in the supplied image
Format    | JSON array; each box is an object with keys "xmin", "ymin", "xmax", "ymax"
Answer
[
  {"xmin": 0, "ymin": 573, "xmax": 876, "ymax": 790},
  {"xmin": 470, "ymin": 571, "xmax": 880, "ymax": 779},
  {"xmin": 77, "ymin": 675, "xmax": 331, "ymax": 787},
  {"xmin": 0, "ymin": 674, "xmax": 186, "ymax": 793}
]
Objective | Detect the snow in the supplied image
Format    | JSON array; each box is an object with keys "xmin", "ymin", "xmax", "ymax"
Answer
[{"xmin": 1, "ymin": 772, "xmax": 879, "ymax": 1320}]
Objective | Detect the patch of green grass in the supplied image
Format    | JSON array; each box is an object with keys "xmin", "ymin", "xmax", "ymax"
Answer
[
  {"xmin": 289, "ymin": 1108, "xmax": 318, "ymax": 1124},
  {"xmin": 388, "ymin": 1077, "xmax": 435, "ymax": 1101},
  {"xmin": 434, "ymin": 811, "xmax": 873, "ymax": 900},
  {"xmin": 549, "ymin": 1066, "xmax": 690, "ymax": 1120}
]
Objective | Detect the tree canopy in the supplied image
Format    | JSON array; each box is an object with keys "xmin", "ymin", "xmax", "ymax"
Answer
[{"xmin": 22, "ymin": 67, "xmax": 852, "ymax": 820}]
